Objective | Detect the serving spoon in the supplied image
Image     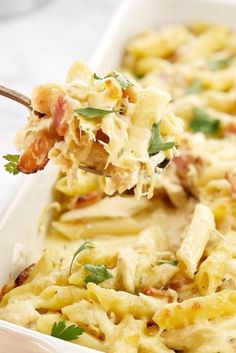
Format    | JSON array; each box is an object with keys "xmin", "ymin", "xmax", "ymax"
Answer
[{"xmin": 0, "ymin": 85, "xmax": 45, "ymax": 118}]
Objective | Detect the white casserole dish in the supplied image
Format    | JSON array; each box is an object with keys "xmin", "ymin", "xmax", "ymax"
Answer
[{"xmin": 1, "ymin": 0, "xmax": 236, "ymax": 350}]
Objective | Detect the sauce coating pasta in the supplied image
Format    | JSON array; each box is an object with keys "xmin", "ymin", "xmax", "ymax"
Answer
[{"xmin": 2, "ymin": 22, "xmax": 236, "ymax": 353}]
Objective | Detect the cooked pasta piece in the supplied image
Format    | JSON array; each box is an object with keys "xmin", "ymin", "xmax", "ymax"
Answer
[
  {"xmin": 163, "ymin": 315, "xmax": 236, "ymax": 353},
  {"xmin": 107, "ymin": 315, "xmax": 143, "ymax": 353},
  {"xmin": 177, "ymin": 203, "xmax": 215, "ymax": 278},
  {"xmin": 62, "ymin": 300, "xmax": 115, "ymax": 339},
  {"xmin": 87, "ymin": 283, "xmax": 166, "ymax": 320},
  {"xmin": 154, "ymin": 290, "xmax": 236, "ymax": 330},
  {"xmin": 196, "ymin": 231, "xmax": 236, "ymax": 295}
]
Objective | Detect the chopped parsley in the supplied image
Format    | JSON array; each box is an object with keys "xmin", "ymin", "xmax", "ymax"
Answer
[
  {"xmin": 110, "ymin": 71, "xmax": 133, "ymax": 90},
  {"xmin": 148, "ymin": 121, "xmax": 175, "ymax": 156},
  {"xmin": 69, "ymin": 240, "xmax": 94, "ymax": 275},
  {"xmin": 93, "ymin": 73, "xmax": 102, "ymax": 79},
  {"xmin": 75, "ymin": 107, "xmax": 117, "ymax": 118},
  {"xmin": 186, "ymin": 80, "xmax": 203, "ymax": 94},
  {"xmin": 94, "ymin": 71, "xmax": 133, "ymax": 90},
  {"xmin": 3, "ymin": 154, "xmax": 20, "ymax": 175},
  {"xmin": 189, "ymin": 107, "xmax": 220, "ymax": 134},
  {"xmin": 207, "ymin": 56, "xmax": 233, "ymax": 71},
  {"xmin": 51, "ymin": 320, "xmax": 84, "ymax": 341},
  {"xmin": 84, "ymin": 264, "xmax": 113, "ymax": 284}
]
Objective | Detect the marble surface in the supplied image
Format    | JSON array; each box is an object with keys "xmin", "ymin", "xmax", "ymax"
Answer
[{"xmin": 0, "ymin": 0, "xmax": 120, "ymax": 216}]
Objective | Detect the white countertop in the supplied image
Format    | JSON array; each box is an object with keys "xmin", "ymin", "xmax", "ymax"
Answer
[{"xmin": 0, "ymin": 0, "xmax": 120, "ymax": 216}]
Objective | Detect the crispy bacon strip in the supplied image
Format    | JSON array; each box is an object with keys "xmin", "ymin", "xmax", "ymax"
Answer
[
  {"xmin": 14, "ymin": 263, "xmax": 35, "ymax": 287},
  {"xmin": 173, "ymin": 154, "xmax": 202, "ymax": 194},
  {"xmin": 0, "ymin": 284, "xmax": 13, "ymax": 301},
  {"xmin": 52, "ymin": 95, "xmax": 68, "ymax": 137},
  {"xmin": 174, "ymin": 154, "xmax": 195, "ymax": 179},
  {"xmin": 0, "ymin": 264, "xmax": 35, "ymax": 301},
  {"xmin": 75, "ymin": 192, "xmax": 102, "ymax": 208},
  {"xmin": 96, "ymin": 129, "xmax": 109, "ymax": 144},
  {"xmin": 143, "ymin": 287, "xmax": 174, "ymax": 303},
  {"xmin": 169, "ymin": 277, "xmax": 193, "ymax": 291},
  {"xmin": 18, "ymin": 129, "xmax": 58, "ymax": 174},
  {"xmin": 173, "ymin": 154, "xmax": 195, "ymax": 193}
]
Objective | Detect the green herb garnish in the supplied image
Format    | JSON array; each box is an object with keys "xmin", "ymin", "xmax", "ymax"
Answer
[
  {"xmin": 189, "ymin": 107, "xmax": 220, "ymax": 134},
  {"xmin": 110, "ymin": 71, "xmax": 133, "ymax": 90},
  {"xmin": 158, "ymin": 260, "xmax": 179, "ymax": 266},
  {"xmin": 51, "ymin": 320, "xmax": 84, "ymax": 341},
  {"xmin": 148, "ymin": 122, "xmax": 175, "ymax": 156},
  {"xmin": 186, "ymin": 80, "xmax": 202, "ymax": 94},
  {"xmin": 3, "ymin": 154, "xmax": 20, "ymax": 175},
  {"xmin": 93, "ymin": 71, "xmax": 133, "ymax": 90},
  {"xmin": 207, "ymin": 56, "xmax": 233, "ymax": 71},
  {"xmin": 69, "ymin": 240, "xmax": 94, "ymax": 275},
  {"xmin": 75, "ymin": 107, "xmax": 117, "ymax": 118},
  {"xmin": 84, "ymin": 264, "xmax": 113, "ymax": 284},
  {"xmin": 93, "ymin": 73, "xmax": 102, "ymax": 79}
]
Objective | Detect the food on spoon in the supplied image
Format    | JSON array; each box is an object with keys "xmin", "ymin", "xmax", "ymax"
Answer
[{"xmin": 13, "ymin": 62, "xmax": 182, "ymax": 198}]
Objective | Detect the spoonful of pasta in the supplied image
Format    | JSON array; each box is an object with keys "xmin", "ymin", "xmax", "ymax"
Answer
[{"xmin": 1, "ymin": 61, "xmax": 182, "ymax": 199}]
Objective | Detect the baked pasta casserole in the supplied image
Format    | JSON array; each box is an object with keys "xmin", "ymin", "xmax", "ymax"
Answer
[{"xmin": 2, "ymin": 22, "xmax": 236, "ymax": 353}]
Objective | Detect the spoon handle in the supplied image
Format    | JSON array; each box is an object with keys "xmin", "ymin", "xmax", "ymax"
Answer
[
  {"xmin": 0, "ymin": 85, "xmax": 32, "ymax": 110},
  {"xmin": 0, "ymin": 85, "xmax": 45, "ymax": 118}
]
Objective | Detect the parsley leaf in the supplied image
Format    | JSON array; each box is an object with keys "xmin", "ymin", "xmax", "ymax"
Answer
[
  {"xmin": 51, "ymin": 321, "xmax": 84, "ymax": 341},
  {"xmin": 93, "ymin": 71, "xmax": 133, "ymax": 90},
  {"xmin": 3, "ymin": 154, "xmax": 20, "ymax": 175},
  {"xmin": 84, "ymin": 264, "xmax": 113, "ymax": 284},
  {"xmin": 189, "ymin": 107, "xmax": 220, "ymax": 134},
  {"xmin": 110, "ymin": 71, "xmax": 133, "ymax": 90},
  {"xmin": 207, "ymin": 56, "xmax": 233, "ymax": 71},
  {"xmin": 93, "ymin": 73, "xmax": 103, "ymax": 79},
  {"xmin": 148, "ymin": 122, "xmax": 175, "ymax": 156},
  {"xmin": 75, "ymin": 107, "xmax": 117, "ymax": 118},
  {"xmin": 186, "ymin": 80, "xmax": 202, "ymax": 94},
  {"xmin": 158, "ymin": 259, "xmax": 179, "ymax": 266},
  {"xmin": 69, "ymin": 240, "xmax": 94, "ymax": 275}
]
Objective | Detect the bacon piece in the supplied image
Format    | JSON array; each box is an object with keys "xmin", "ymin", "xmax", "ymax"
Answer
[
  {"xmin": 75, "ymin": 192, "xmax": 102, "ymax": 208},
  {"xmin": 173, "ymin": 154, "xmax": 195, "ymax": 192},
  {"xmin": 0, "ymin": 264, "xmax": 35, "ymax": 301},
  {"xmin": 174, "ymin": 154, "xmax": 195, "ymax": 179},
  {"xmin": 52, "ymin": 95, "xmax": 68, "ymax": 137},
  {"xmin": 226, "ymin": 122, "xmax": 236, "ymax": 134},
  {"xmin": 143, "ymin": 287, "xmax": 174, "ymax": 302},
  {"xmin": 14, "ymin": 263, "xmax": 35, "ymax": 287},
  {"xmin": 18, "ymin": 129, "xmax": 57, "ymax": 174},
  {"xmin": 0, "ymin": 284, "xmax": 13, "ymax": 301},
  {"xmin": 226, "ymin": 172, "xmax": 236, "ymax": 199},
  {"xmin": 96, "ymin": 129, "xmax": 109, "ymax": 144},
  {"xmin": 174, "ymin": 154, "xmax": 202, "ymax": 193},
  {"xmin": 169, "ymin": 277, "xmax": 193, "ymax": 291}
]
